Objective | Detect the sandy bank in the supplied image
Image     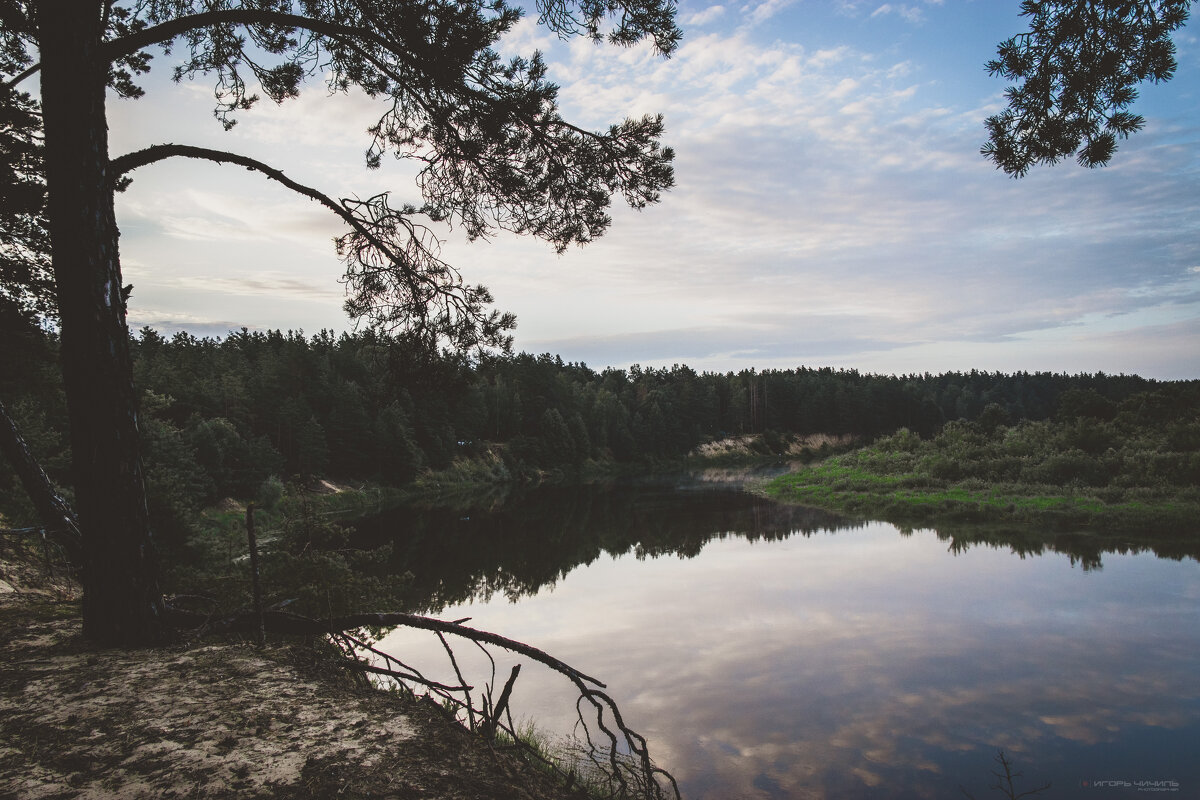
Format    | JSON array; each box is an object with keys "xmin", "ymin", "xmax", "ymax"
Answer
[{"xmin": 0, "ymin": 555, "xmax": 576, "ymax": 799}]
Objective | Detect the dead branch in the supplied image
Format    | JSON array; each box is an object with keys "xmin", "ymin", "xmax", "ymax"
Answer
[
  {"xmin": 203, "ymin": 609, "xmax": 608, "ymax": 687},
  {"xmin": 436, "ymin": 629, "xmax": 476, "ymax": 732},
  {"xmin": 482, "ymin": 664, "xmax": 520, "ymax": 741},
  {"xmin": 961, "ymin": 750, "xmax": 1051, "ymax": 800},
  {"xmin": 0, "ymin": 397, "xmax": 80, "ymax": 562},
  {"xmin": 168, "ymin": 605, "xmax": 679, "ymax": 799}
]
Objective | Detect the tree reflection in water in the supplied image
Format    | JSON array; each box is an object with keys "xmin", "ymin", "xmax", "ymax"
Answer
[
  {"xmin": 353, "ymin": 474, "xmax": 1199, "ymax": 613},
  {"xmin": 355, "ymin": 474, "xmax": 1200, "ymax": 800}
]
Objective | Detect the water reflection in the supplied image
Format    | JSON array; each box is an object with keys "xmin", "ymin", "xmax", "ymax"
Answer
[
  {"xmin": 353, "ymin": 475, "xmax": 859, "ymax": 612},
  {"xmin": 363, "ymin": 477, "xmax": 1200, "ymax": 799},
  {"xmin": 354, "ymin": 475, "xmax": 1199, "ymax": 614}
]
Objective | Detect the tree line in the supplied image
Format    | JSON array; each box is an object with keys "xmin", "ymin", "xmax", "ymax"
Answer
[
  {"xmin": 4, "ymin": 0, "xmax": 1191, "ymax": 647},
  {"xmin": 2, "ymin": 322, "xmax": 1192, "ymax": 539}
]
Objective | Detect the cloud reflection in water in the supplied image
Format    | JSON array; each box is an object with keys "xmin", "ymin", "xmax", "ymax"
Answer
[{"xmin": 374, "ymin": 496, "xmax": 1200, "ymax": 799}]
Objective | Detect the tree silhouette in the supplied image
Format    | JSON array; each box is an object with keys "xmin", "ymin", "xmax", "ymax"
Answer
[
  {"xmin": 984, "ymin": 0, "xmax": 1193, "ymax": 175},
  {"xmin": 0, "ymin": 0, "xmax": 678, "ymax": 645},
  {"xmin": 0, "ymin": 86, "xmax": 53, "ymax": 322}
]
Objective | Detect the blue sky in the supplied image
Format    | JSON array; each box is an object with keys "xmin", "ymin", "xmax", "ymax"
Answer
[{"xmin": 107, "ymin": 1, "xmax": 1200, "ymax": 378}]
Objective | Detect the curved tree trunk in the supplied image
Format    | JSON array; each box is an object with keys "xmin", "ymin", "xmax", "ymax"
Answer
[{"xmin": 38, "ymin": 1, "xmax": 163, "ymax": 645}]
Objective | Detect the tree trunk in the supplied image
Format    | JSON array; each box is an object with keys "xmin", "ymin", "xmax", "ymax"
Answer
[{"xmin": 38, "ymin": 2, "xmax": 163, "ymax": 645}]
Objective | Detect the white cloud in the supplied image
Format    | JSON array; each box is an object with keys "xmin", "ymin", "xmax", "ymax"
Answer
[
  {"xmin": 740, "ymin": 0, "xmax": 798, "ymax": 27},
  {"xmin": 869, "ymin": 1, "xmax": 941, "ymax": 23},
  {"xmin": 126, "ymin": 310, "xmax": 253, "ymax": 339},
  {"xmin": 105, "ymin": 7, "xmax": 1200, "ymax": 378},
  {"xmin": 475, "ymin": 21, "xmax": 1200, "ymax": 376},
  {"xmin": 807, "ymin": 46, "xmax": 852, "ymax": 68},
  {"xmin": 173, "ymin": 272, "xmax": 342, "ymax": 301},
  {"xmin": 683, "ymin": 4, "xmax": 726, "ymax": 26},
  {"xmin": 497, "ymin": 13, "xmax": 557, "ymax": 56}
]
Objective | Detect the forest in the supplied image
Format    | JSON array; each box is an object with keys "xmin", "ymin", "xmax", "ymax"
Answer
[{"xmin": 3, "ymin": 317, "xmax": 1196, "ymax": 544}]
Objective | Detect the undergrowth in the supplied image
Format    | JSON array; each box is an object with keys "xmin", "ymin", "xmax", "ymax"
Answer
[{"xmin": 768, "ymin": 409, "xmax": 1200, "ymax": 535}]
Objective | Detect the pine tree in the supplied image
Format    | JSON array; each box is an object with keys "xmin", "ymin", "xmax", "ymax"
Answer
[{"xmin": 1, "ymin": 0, "xmax": 678, "ymax": 644}]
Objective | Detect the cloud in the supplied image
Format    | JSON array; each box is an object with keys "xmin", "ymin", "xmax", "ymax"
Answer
[
  {"xmin": 496, "ymin": 14, "xmax": 558, "ymax": 57},
  {"xmin": 870, "ymin": 3, "xmax": 927, "ymax": 23},
  {"xmin": 120, "ymin": 186, "xmax": 346, "ymax": 254},
  {"xmin": 1035, "ymin": 316, "xmax": 1200, "ymax": 380},
  {"xmin": 374, "ymin": 526, "xmax": 1200, "ymax": 798},
  {"xmin": 517, "ymin": 277, "xmax": 1200, "ymax": 372},
  {"xmin": 125, "ymin": 310, "xmax": 258, "ymax": 340},
  {"xmin": 839, "ymin": 0, "xmax": 940, "ymax": 21},
  {"xmin": 525, "ymin": 325, "xmax": 915, "ymax": 367},
  {"xmin": 543, "ymin": 25, "xmax": 1199, "ymax": 326},
  {"xmin": 740, "ymin": 0, "xmax": 798, "ymax": 26},
  {"xmin": 105, "ymin": 7, "xmax": 1200, "ymax": 379},
  {"xmin": 170, "ymin": 272, "xmax": 343, "ymax": 301},
  {"xmin": 683, "ymin": 4, "xmax": 726, "ymax": 26}
]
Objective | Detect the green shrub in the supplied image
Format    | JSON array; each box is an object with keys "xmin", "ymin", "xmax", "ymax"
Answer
[{"xmin": 257, "ymin": 475, "xmax": 286, "ymax": 510}]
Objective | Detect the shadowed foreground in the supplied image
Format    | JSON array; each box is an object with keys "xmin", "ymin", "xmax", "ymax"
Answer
[{"xmin": 0, "ymin": 564, "xmax": 577, "ymax": 799}]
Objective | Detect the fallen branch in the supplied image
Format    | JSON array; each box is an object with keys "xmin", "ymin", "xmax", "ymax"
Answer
[
  {"xmin": 482, "ymin": 664, "xmax": 520, "ymax": 741},
  {"xmin": 201, "ymin": 609, "xmax": 607, "ymax": 687},
  {"xmin": 0, "ymin": 398, "xmax": 80, "ymax": 563},
  {"xmin": 166, "ymin": 604, "xmax": 679, "ymax": 799}
]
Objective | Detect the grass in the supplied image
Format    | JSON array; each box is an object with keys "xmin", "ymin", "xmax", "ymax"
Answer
[
  {"xmin": 766, "ymin": 422, "xmax": 1200, "ymax": 536},
  {"xmin": 495, "ymin": 719, "xmax": 665, "ymax": 800},
  {"xmin": 775, "ymin": 466, "xmax": 1195, "ymax": 530}
]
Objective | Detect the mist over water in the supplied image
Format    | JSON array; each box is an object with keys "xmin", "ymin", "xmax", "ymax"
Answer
[{"xmin": 358, "ymin": 476, "xmax": 1200, "ymax": 799}]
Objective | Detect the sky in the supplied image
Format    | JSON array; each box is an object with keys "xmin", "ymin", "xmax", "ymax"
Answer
[{"xmin": 106, "ymin": 1, "xmax": 1200, "ymax": 379}]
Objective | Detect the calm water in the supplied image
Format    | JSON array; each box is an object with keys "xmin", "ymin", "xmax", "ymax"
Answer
[{"xmin": 356, "ymin": 475, "xmax": 1200, "ymax": 799}]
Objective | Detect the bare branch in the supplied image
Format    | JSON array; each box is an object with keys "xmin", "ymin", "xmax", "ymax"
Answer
[
  {"xmin": 1, "ymin": 62, "xmax": 40, "ymax": 92},
  {"xmin": 162, "ymin": 604, "xmax": 679, "ymax": 797},
  {"xmin": 0, "ymin": 397, "xmax": 80, "ymax": 558},
  {"xmin": 482, "ymin": 664, "xmax": 520, "ymax": 740},
  {"xmin": 436, "ymin": 630, "xmax": 476, "ymax": 731},
  {"xmin": 960, "ymin": 750, "xmax": 1051, "ymax": 800},
  {"xmin": 111, "ymin": 143, "xmax": 348, "ymax": 221},
  {"xmin": 258, "ymin": 609, "xmax": 607, "ymax": 686},
  {"xmin": 109, "ymin": 143, "xmax": 513, "ymax": 352},
  {"xmin": 342, "ymin": 658, "xmax": 474, "ymax": 693}
]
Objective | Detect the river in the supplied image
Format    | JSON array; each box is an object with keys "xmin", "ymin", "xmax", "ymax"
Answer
[{"xmin": 353, "ymin": 473, "xmax": 1200, "ymax": 799}]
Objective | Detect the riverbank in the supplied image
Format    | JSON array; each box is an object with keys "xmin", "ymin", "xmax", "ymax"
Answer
[
  {"xmin": 183, "ymin": 432, "xmax": 824, "ymax": 544},
  {"xmin": 0, "ymin": 547, "xmax": 583, "ymax": 799},
  {"xmin": 765, "ymin": 422, "xmax": 1200, "ymax": 535}
]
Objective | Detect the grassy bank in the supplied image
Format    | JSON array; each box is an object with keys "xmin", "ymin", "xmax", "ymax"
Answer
[{"xmin": 766, "ymin": 416, "xmax": 1200, "ymax": 535}]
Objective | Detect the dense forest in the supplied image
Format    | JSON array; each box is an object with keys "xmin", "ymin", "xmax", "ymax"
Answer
[{"xmin": 2, "ymin": 319, "xmax": 1196, "ymax": 542}]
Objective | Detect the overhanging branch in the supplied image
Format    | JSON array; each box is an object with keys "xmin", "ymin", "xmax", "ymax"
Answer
[
  {"xmin": 215, "ymin": 608, "xmax": 607, "ymax": 687},
  {"xmin": 110, "ymin": 143, "xmax": 513, "ymax": 353},
  {"xmin": 102, "ymin": 9, "xmax": 410, "ymax": 66},
  {"xmin": 112, "ymin": 143, "xmax": 344, "ymax": 221},
  {"xmin": 11, "ymin": 9, "xmax": 402, "ymax": 89},
  {"xmin": 109, "ymin": 143, "xmax": 414, "ymax": 272},
  {"xmin": 1, "ymin": 63, "xmax": 41, "ymax": 91}
]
